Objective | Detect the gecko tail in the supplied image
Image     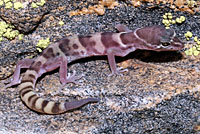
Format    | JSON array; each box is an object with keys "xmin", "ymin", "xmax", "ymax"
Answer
[
  {"xmin": 18, "ymin": 69, "xmax": 99, "ymax": 114},
  {"xmin": 20, "ymin": 86, "xmax": 99, "ymax": 114},
  {"xmin": 21, "ymin": 89, "xmax": 99, "ymax": 114},
  {"xmin": 64, "ymin": 98, "xmax": 99, "ymax": 111}
]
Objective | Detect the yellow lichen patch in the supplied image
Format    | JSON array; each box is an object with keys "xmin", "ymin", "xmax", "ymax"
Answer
[
  {"xmin": 0, "ymin": 20, "xmax": 21, "ymax": 41},
  {"xmin": 36, "ymin": 0, "xmax": 45, "ymax": 6},
  {"xmin": 14, "ymin": 2, "xmax": 23, "ymax": 9},
  {"xmin": 162, "ymin": 12, "xmax": 174, "ymax": 28},
  {"xmin": 36, "ymin": 38, "xmax": 50, "ymax": 52},
  {"xmin": 31, "ymin": 2, "xmax": 38, "ymax": 8},
  {"xmin": 184, "ymin": 46, "xmax": 199, "ymax": 56},
  {"xmin": 3, "ymin": 28, "xmax": 19, "ymax": 39},
  {"xmin": 18, "ymin": 34, "xmax": 24, "ymax": 40},
  {"xmin": 162, "ymin": 13, "xmax": 184, "ymax": 29},
  {"xmin": 5, "ymin": 1, "xmax": 12, "ymax": 9},
  {"xmin": 0, "ymin": 0, "xmax": 25, "ymax": 9},
  {"xmin": 176, "ymin": 16, "xmax": 186, "ymax": 24},
  {"xmin": 4, "ymin": 0, "xmax": 12, "ymax": 3},
  {"xmin": 184, "ymin": 36, "xmax": 200, "ymax": 56},
  {"xmin": 31, "ymin": 0, "xmax": 46, "ymax": 8},
  {"xmin": 194, "ymin": 36, "xmax": 198, "ymax": 42},
  {"xmin": 184, "ymin": 47, "xmax": 193, "ymax": 56},
  {"xmin": 58, "ymin": 21, "xmax": 64, "ymax": 26},
  {"xmin": 184, "ymin": 31, "xmax": 193, "ymax": 40},
  {"xmin": 0, "ymin": 0, "xmax": 3, "ymax": 6}
]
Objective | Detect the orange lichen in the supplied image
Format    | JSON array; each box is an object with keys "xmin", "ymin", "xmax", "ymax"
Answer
[
  {"xmin": 176, "ymin": 6, "xmax": 195, "ymax": 14},
  {"xmin": 69, "ymin": 4, "xmax": 105, "ymax": 16},
  {"xmin": 194, "ymin": 125, "xmax": 200, "ymax": 132},
  {"xmin": 131, "ymin": 0, "xmax": 142, "ymax": 7},
  {"xmin": 93, "ymin": 4, "xmax": 105, "ymax": 15},
  {"xmin": 131, "ymin": 0, "xmax": 199, "ymax": 14},
  {"xmin": 99, "ymin": 0, "xmax": 119, "ymax": 9},
  {"xmin": 69, "ymin": 0, "xmax": 199, "ymax": 16},
  {"xmin": 174, "ymin": 0, "xmax": 185, "ymax": 7},
  {"xmin": 69, "ymin": 0, "xmax": 118, "ymax": 16}
]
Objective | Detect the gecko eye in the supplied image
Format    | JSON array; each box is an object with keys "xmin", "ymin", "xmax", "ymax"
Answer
[{"xmin": 161, "ymin": 42, "xmax": 170, "ymax": 47}]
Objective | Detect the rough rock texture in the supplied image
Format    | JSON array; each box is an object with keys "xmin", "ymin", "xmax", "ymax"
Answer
[
  {"xmin": 0, "ymin": 0, "xmax": 200, "ymax": 134},
  {"xmin": 0, "ymin": 0, "xmax": 58, "ymax": 33}
]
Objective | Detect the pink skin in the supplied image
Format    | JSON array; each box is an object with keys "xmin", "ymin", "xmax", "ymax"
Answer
[
  {"xmin": 3, "ymin": 24, "xmax": 184, "ymax": 114},
  {"xmin": 42, "ymin": 56, "xmax": 82, "ymax": 86},
  {"xmin": 115, "ymin": 24, "xmax": 132, "ymax": 32},
  {"xmin": 107, "ymin": 24, "xmax": 135, "ymax": 75},
  {"xmin": 5, "ymin": 24, "xmax": 184, "ymax": 88},
  {"xmin": 5, "ymin": 56, "xmax": 82, "ymax": 88},
  {"xmin": 4, "ymin": 59, "xmax": 34, "ymax": 88},
  {"xmin": 4, "ymin": 25, "xmax": 133, "ymax": 87}
]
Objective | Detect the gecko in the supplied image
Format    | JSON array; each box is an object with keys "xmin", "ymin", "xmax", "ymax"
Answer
[{"xmin": 5, "ymin": 24, "xmax": 184, "ymax": 114}]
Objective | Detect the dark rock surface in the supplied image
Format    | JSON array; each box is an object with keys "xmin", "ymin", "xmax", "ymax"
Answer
[{"xmin": 0, "ymin": 0, "xmax": 199, "ymax": 133}]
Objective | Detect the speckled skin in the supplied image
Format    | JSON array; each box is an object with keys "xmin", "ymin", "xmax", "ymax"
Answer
[{"xmin": 5, "ymin": 24, "xmax": 184, "ymax": 114}]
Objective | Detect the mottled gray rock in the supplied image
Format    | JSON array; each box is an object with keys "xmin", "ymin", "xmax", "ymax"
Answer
[{"xmin": 0, "ymin": 0, "xmax": 58, "ymax": 33}]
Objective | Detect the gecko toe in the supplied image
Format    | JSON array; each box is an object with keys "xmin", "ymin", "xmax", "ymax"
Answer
[
  {"xmin": 3, "ymin": 77, "xmax": 22, "ymax": 88},
  {"xmin": 63, "ymin": 71, "xmax": 83, "ymax": 84},
  {"xmin": 108, "ymin": 67, "xmax": 128, "ymax": 76}
]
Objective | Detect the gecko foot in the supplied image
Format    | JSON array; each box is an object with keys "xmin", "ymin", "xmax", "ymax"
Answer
[
  {"xmin": 3, "ymin": 77, "xmax": 22, "ymax": 88},
  {"xmin": 108, "ymin": 67, "xmax": 128, "ymax": 76},
  {"xmin": 60, "ymin": 71, "xmax": 83, "ymax": 90},
  {"xmin": 67, "ymin": 70, "xmax": 83, "ymax": 84},
  {"xmin": 61, "ymin": 70, "xmax": 83, "ymax": 87}
]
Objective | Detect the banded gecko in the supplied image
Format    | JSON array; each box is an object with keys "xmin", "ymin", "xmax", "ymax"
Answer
[{"xmin": 5, "ymin": 24, "xmax": 184, "ymax": 114}]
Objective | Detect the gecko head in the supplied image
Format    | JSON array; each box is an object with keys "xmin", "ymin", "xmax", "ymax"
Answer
[
  {"xmin": 135, "ymin": 25, "xmax": 184, "ymax": 52},
  {"xmin": 155, "ymin": 28, "xmax": 184, "ymax": 51}
]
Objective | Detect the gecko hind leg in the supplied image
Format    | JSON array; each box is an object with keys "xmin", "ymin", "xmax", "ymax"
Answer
[
  {"xmin": 115, "ymin": 24, "xmax": 132, "ymax": 32},
  {"xmin": 4, "ymin": 58, "xmax": 34, "ymax": 88},
  {"xmin": 41, "ymin": 56, "xmax": 83, "ymax": 89}
]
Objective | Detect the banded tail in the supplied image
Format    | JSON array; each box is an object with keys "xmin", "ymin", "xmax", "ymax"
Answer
[{"xmin": 19, "ymin": 70, "xmax": 98, "ymax": 114}]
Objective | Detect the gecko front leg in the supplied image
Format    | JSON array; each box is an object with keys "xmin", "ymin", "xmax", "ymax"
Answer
[{"xmin": 107, "ymin": 48, "xmax": 130, "ymax": 76}]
